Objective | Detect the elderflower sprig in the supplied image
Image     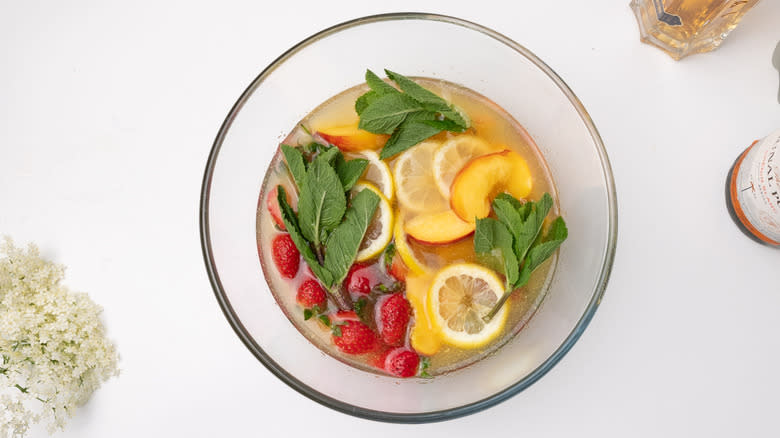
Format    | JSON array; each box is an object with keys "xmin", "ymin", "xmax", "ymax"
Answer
[{"xmin": 0, "ymin": 238, "xmax": 119, "ymax": 436}]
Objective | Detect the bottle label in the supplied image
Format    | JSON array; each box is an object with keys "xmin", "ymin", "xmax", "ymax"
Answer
[{"xmin": 731, "ymin": 130, "xmax": 780, "ymax": 245}]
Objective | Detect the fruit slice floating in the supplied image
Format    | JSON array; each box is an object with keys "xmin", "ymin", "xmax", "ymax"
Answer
[
  {"xmin": 393, "ymin": 140, "xmax": 448, "ymax": 213},
  {"xmin": 406, "ymin": 275, "xmax": 441, "ymax": 355},
  {"xmin": 404, "ymin": 210, "xmax": 475, "ymax": 245},
  {"xmin": 392, "ymin": 214, "xmax": 429, "ymax": 276},
  {"xmin": 352, "ymin": 182, "xmax": 393, "ymax": 262},
  {"xmin": 345, "ymin": 150, "xmax": 394, "ymax": 202},
  {"xmin": 450, "ymin": 150, "xmax": 533, "ymax": 222},
  {"xmin": 432, "ymin": 135, "xmax": 495, "ymax": 199},
  {"xmin": 317, "ymin": 123, "xmax": 388, "ymax": 152},
  {"xmin": 428, "ymin": 263, "xmax": 508, "ymax": 349}
]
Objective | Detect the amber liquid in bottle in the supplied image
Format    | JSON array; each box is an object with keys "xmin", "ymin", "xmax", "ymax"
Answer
[{"xmin": 630, "ymin": 0, "xmax": 761, "ymax": 60}]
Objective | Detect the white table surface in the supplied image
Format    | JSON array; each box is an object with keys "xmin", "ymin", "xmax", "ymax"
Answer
[{"xmin": 2, "ymin": 1, "xmax": 779, "ymax": 436}]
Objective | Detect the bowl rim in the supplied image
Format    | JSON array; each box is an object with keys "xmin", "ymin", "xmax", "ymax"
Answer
[{"xmin": 199, "ymin": 12, "xmax": 618, "ymax": 424}]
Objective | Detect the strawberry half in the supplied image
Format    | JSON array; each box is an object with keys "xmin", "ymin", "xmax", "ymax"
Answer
[
  {"xmin": 383, "ymin": 348, "xmax": 420, "ymax": 378},
  {"xmin": 344, "ymin": 262, "xmax": 382, "ymax": 295},
  {"xmin": 332, "ymin": 320, "xmax": 378, "ymax": 355},
  {"xmin": 271, "ymin": 234, "xmax": 300, "ymax": 279},
  {"xmin": 378, "ymin": 293, "xmax": 411, "ymax": 347},
  {"xmin": 387, "ymin": 253, "xmax": 408, "ymax": 282},
  {"xmin": 296, "ymin": 279, "xmax": 327, "ymax": 308}
]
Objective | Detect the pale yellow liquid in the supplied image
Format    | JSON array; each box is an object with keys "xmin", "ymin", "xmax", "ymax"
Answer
[{"xmin": 257, "ymin": 78, "xmax": 559, "ymax": 376}]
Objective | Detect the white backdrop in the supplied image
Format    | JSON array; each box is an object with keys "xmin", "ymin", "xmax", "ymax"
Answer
[{"xmin": 1, "ymin": 1, "xmax": 779, "ymax": 437}]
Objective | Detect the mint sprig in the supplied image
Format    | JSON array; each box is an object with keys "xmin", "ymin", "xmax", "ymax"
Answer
[
  {"xmin": 277, "ymin": 145, "xmax": 379, "ymax": 310},
  {"xmin": 473, "ymin": 193, "xmax": 568, "ymax": 322},
  {"xmin": 356, "ymin": 69, "xmax": 470, "ymax": 159}
]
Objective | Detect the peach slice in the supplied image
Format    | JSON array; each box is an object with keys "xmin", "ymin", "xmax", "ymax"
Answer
[
  {"xmin": 316, "ymin": 123, "xmax": 389, "ymax": 151},
  {"xmin": 404, "ymin": 210, "xmax": 475, "ymax": 245},
  {"xmin": 450, "ymin": 150, "xmax": 533, "ymax": 222}
]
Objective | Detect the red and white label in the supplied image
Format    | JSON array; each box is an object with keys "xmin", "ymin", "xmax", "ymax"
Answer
[{"xmin": 732, "ymin": 129, "xmax": 780, "ymax": 244}]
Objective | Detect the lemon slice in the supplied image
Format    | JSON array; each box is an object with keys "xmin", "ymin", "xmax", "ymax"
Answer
[
  {"xmin": 346, "ymin": 150, "xmax": 394, "ymax": 202},
  {"xmin": 392, "ymin": 141, "xmax": 447, "ymax": 213},
  {"xmin": 428, "ymin": 263, "xmax": 507, "ymax": 349},
  {"xmin": 392, "ymin": 213, "xmax": 429, "ymax": 276},
  {"xmin": 352, "ymin": 182, "xmax": 393, "ymax": 262},
  {"xmin": 432, "ymin": 135, "xmax": 495, "ymax": 199}
]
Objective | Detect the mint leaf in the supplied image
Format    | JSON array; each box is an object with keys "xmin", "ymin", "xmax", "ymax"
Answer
[
  {"xmin": 495, "ymin": 193, "xmax": 525, "ymax": 211},
  {"xmin": 303, "ymin": 309, "xmax": 314, "ymax": 320},
  {"xmin": 383, "ymin": 242, "xmax": 396, "ymax": 269},
  {"xmin": 366, "ymin": 69, "xmax": 398, "ymax": 95},
  {"xmin": 516, "ymin": 217, "xmax": 568, "ymax": 287},
  {"xmin": 319, "ymin": 314, "xmax": 331, "ymax": 327},
  {"xmin": 474, "ymin": 217, "xmax": 519, "ymax": 286},
  {"xmin": 355, "ymin": 91, "xmax": 379, "ymax": 116},
  {"xmin": 419, "ymin": 356, "xmax": 432, "ymax": 378},
  {"xmin": 323, "ymin": 188, "xmax": 380, "ymax": 285},
  {"xmin": 280, "ymin": 144, "xmax": 307, "ymax": 190},
  {"xmin": 384, "ymin": 69, "xmax": 469, "ymax": 129},
  {"xmin": 359, "ymin": 93, "xmax": 423, "ymax": 134},
  {"xmin": 297, "ymin": 157, "xmax": 347, "ymax": 246},
  {"xmin": 333, "ymin": 155, "xmax": 368, "ymax": 191},
  {"xmin": 277, "ymin": 186, "xmax": 334, "ymax": 286},
  {"xmin": 513, "ymin": 193, "xmax": 553, "ymax": 263},
  {"xmin": 316, "ymin": 145, "xmax": 340, "ymax": 165},
  {"xmin": 379, "ymin": 111, "xmax": 441, "ymax": 159},
  {"xmin": 493, "ymin": 198, "xmax": 524, "ymax": 236},
  {"xmin": 423, "ymin": 119, "xmax": 467, "ymax": 133}
]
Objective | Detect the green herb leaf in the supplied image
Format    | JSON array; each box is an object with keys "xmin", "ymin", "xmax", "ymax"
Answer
[
  {"xmin": 319, "ymin": 314, "xmax": 332, "ymax": 327},
  {"xmin": 473, "ymin": 193, "xmax": 567, "ymax": 322},
  {"xmin": 356, "ymin": 70, "xmax": 400, "ymax": 115},
  {"xmin": 359, "ymin": 93, "xmax": 423, "ymax": 134},
  {"xmin": 474, "ymin": 217, "xmax": 519, "ymax": 287},
  {"xmin": 303, "ymin": 309, "xmax": 314, "ymax": 320},
  {"xmin": 516, "ymin": 217, "xmax": 568, "ymax": 287},
  {"xmin": 297, "ymin": 157, "xmax": 347, "ymax": 246},
  {"xmin": 323, "ymin": 188, "xmax": 380, "ymax": 285},
  {"xmin": 512, "ymin": 193, "xmax": 553, "ymax": 264},
  {"xmin": 317, "ymin": 146, "xmax": 340, "ymax": 165},
  {"xmin": 353, "ymin": 296, "xmax": 367, "ymax": 314},
  {"xmin": 333, "ymin": 156, "xmax": 368, "ymax": 191},
  {"xmin": 383, "ymin": 242, "xmax": 396, "ymax": 269},
  {"xmin": 280, "ymin": 144, "xmax": 307, "ymax": 190},
  {"xmin": 353, "ymin": 296, "xmax": 370, "ymax": 323},
  {"xmin": 365, "ymin": 69, "xmax": 398, "ymax": 95},
  {"xmin": 384, "ymin": 69, "xmax": 469, "ymax": 129},
  {"xmin": 419, "ymin": 357, "xmax": 432, "ymax": 378},
  {"xmin": 422, "ymin": 119, "xmax": 467, "ymax": 133},
  {"xmin": 332, "ymin": 324, "xmax": 342, "ymax": 337},
  {"xmin": 277, "ymin": 186, "xmax": 334, "ymax": 286},
  {"xmin": 379, "ymin": 114, "xmax": 442, "ymax": 159},
  {"xmin": 495, "ymin": 193, "xmax": 526, "ymax": 211},
  {"xmin": 14, "ymin": 384, "xmax": 29, "ymax": 394}
]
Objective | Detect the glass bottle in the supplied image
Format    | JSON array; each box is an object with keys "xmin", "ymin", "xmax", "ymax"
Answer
[
  {"xmin": 630, "ymin": 0, "xmax": 761, "ymax": 60},
  {"xmin": 725, "ymin": 129, "xmax": 780, "ymax": 247}
]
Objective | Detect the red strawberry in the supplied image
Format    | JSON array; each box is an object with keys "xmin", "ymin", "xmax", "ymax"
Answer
[
  {"xmin": 266, "ymin": 186, "xmax": 287, "ymax": 230},
  {"xmin": 296, "ymin": 279, "xmax": 327, "ymax": 308},
  {"xmin": 345, "ymin": 262, "xmax": 381, "ymax": 295},
  {"xmin": 271, "ymin": 234, "xmax": 299, "ymax": 279},
  {"xmin": 331, "ymin": 310, "xmax": 360, "ymax": 323},
  {"xmin": 332, "ymin": 320, "xmax": 378, "ymax": 355},
  {"xmin": 387, "ymin": 253, "xmax": 408, "ymax": 282},
  {"xmin": 383, "ymin": 348, "xmax": 420, "ymax": 378},
  {"xmin": 378, "ymin": 293, "xmax": 411, "ymax": 346}
]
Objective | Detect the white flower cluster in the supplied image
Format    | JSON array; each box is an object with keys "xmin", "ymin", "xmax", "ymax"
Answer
[{"xmin": 0, "ymin": 238, "xmax": 119, "ymax": 436}]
